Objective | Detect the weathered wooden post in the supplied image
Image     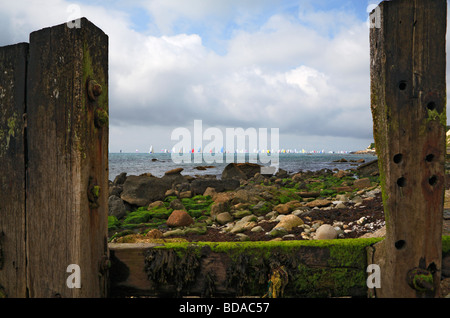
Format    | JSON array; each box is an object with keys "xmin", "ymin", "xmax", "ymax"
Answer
[
  {"xmin": 370, "ymin": 0, "xmax": 447, "ymax": 297},
  {"xmin": 0, "ymin": 43, "xmax": 29, "ymax": 298},
  {"xmin": 26, "ymin": 18, "xmax": 109, "ymax": 297},
  {"xmin": 0, "ymin": 18, "xmax": 109, "ymax": 298}
]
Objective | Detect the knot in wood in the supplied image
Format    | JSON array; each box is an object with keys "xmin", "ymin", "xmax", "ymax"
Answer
[{"xmin": 87, "ymin": 79, "xmax": 102, "ymax": 101}]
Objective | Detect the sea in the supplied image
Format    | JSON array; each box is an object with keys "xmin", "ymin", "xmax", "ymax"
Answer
[{"xmin": 108, "ymin": 152, "xmax": 377, "ymax": 181}]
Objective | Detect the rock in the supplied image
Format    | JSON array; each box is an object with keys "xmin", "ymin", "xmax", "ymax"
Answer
[
  {"xmin": 252, "ymin": 173, "xmax": 266, "ymax": 184},
  {"xmin": 203, "ymin": 187, "xmax": 217, "ymax": 197},
  {"xmin": 274, "ymin": 214, "xmax": 304, "ymax": 231},
  {"xmin": 275, "ymin": 168, "xmax": 288, "ymax": 178},
  {"xmin": 179, "ymin": 190, "xmax": 192, "ymax": 199},
  {"xmin": 335, "ymin": 194, "xmax": 349, "ymax": 202},
  {"xmin": 165, "ymin": 189, "xmax": 177, "ymax": 197},
  {"xmin": 216, "ymin": 212, "xmax": 233, "ymax": 225},
  {"xmin": 212, "ymin": 192, "xmax": 235, "ymax": 204},
  {"xmin": 354, "ymin": 178, "xmax": 371, "ymax": 189},
  {"xmin": 273, "ymin": 203, "xmax": 290, "ymax": 214},
  {"xmin": 356, "ymin": 216, "xmax": 367, "ymax": 225},
  {"xmin": 268, "ymin": 227, "xmax": 288, "ymax": 238},
  {"xmin": 113, "ymin": 172, "xmax": 127, "ymax": 185},
  {"xmin": 359, "ymin": 226, "xmax": 386, "ymax": 238},
  {"xmin": 109, "ymin": 185, "xmax": 123, "ymax": 197},
  {"xmin": 356, "ymin": 159, "xmax": 379, "ymax": 177},
  {"xmin": 163, "ymin": 228, "xmax": 185, "ymax": 237},
  {"xmin": 251, "ymin": 226, "xmax": 264, "ymax": 233},
  {"xmin": 292, "ymin": 173, "xmax": 303, "ymax": 182},
  {"xmin": 335, "ymin": 202, "xmax": 347, "ymax": 209},
  {"xmin": 236, "ymin": 233, "xmax": 250, "ymax": 241},
  {"xmin": 190, "ymin": 178, "xmax": 240, "ymax": 195},
  {"xmin": 252, "ymin": 201, "xmax": 272, "ymax": 214},
  {"xmin": 306, "ymin": 199, "xmax": 332, "ymax": 208},
  {"xmin": 222, "ymin": 163, "xmax": 247, "ymax": 180},
  {"xmin": 265, "ymin": 211, "xmax": 278, "ymax": 220},
  {"xmin": 121, "ymin": 175, "xmax": 176, "ymax": 206},
  {"xmin": 232, "ymin": 209, "xmax": 252, "ymax": 219},
  {"xmin": 297, "ymin": 191, "xmax": 321, "ymax": 198},
  {"xmin": 334, "ymin": 170, "xmax": 347, "ymax": 178},
  {"xmin": 314, "ymin": 224, "xmax": 338, "ymax": 240},
  {"xmin": 148, "ymin": 200, "xmax": 165, "ymax": 209},
  {"xmin": 108, "ymin": 195, "xmax": 127, "ymax": 219},
  {"xmin": 166, "ymin": 210, "xmax": 194, "ymax": 227},
  {"xmin": 169, "ymin": 198, "xmax": 185, "ymax": 210},
  {"xmin": 165, "ymin": 168, "xmax": 184, "ymax": 175},
  {"xmin": 222, "ymin": 163, "xmax": 262, "ymax": 180},
  {"xmin": 292, "ymin": 207, "xmax": 312, "ymax": 217},
  {"xmin": 352, "ymin": 196, "xmax": 364, "ymax": 204},
  {"xmin": 210, "ymin": 202, "xmax": 229, "ymax": 217},
  {"xmin": 146, "ymin": 229, "xmax": 163, "ymax": 239},
  {"xmin": 230, "ymin": 219, "xmax": 256, "ymax": 233},
  {"xmin": 174, "ymin": 182, "xmax": 191, "ymax": 193}
]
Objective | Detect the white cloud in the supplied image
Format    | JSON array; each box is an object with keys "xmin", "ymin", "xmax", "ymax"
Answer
[{"xmin": 0, "ymin": 0, "xmax": 378, "ymax": 152}]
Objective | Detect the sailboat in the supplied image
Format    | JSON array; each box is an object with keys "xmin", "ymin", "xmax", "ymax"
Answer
[{"xmin": 149, "ymin": 146, "xmax": 153, "ymax": 154}]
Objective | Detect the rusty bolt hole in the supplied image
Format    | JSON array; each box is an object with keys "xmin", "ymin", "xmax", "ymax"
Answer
[
  {"xmin": 395, "ymin": 240, "xmax": 406, "ymax": 250},
  {"xmin": 428, "ymin": 175, "xmax": 437, "ymax": 186},
  {"xmin": 393, "ymin": 153, "xmax": 403, "ymax": 164},
  {"xmin": 397, "ymin": 177, "xmax": 406, "ymax": 187},
  {"xmin": 427, "ymin": 102, "xmax": 436, "ymax": 111}
]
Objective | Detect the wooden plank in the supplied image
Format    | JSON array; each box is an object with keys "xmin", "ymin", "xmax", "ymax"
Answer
[
  {"xmin": 370, "ymin": 0, "xmax": 447, "ymax": 297},
  {"xmin": 109, "ymin": 240, "xmax": 381, "ymax": 298},
  {"xmin": 26, "ymin": 18, "xmax": 109, "ymax": 297},
  {"xmin": 0, "ymin": 43, "xmax": 28, "ymax": 298}
]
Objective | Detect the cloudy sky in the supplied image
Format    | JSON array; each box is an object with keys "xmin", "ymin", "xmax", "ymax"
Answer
[{"xmin": 1, "ymin": 1, "xmax": 448, "ymax": 153}]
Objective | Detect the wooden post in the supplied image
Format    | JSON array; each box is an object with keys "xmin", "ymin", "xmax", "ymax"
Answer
[
  {"xmin": 370, "ymin": 0, "xmax": 447, "ymax": 297},
  {"xmin": 26, "ymin": 18, "xmax": 109, "ymax": 297},
  {"xmin": 0, "ymin": 43, "xmax": 28, "ymax": 298}
]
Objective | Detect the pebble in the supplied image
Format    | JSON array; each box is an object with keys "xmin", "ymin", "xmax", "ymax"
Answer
[
  {"xmin": 314, "ymin": 224, "xmax": 338, "ymax": 240},
  {"xmin": 251, "ymin": 226, "xmax": 264, "ymax": 233},
  {"xmin": 357, "ymin": 217, "xmax": 366, "ymax": 225},
  {"xmin": 335, "ymin": 202, "xmax": 347, "ymax": 209},
  {"xmin": 236, "ymin": 233, "xmax": 250, "ymax": 241}
]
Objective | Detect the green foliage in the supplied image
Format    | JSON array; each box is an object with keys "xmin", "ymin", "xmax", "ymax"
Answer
[
  {"xmin": 181, "ymin": 196, "xmax": 213, "ymax": 216},
  {"xmin": 320, "ymin": 189, "xmax": 337, "ymax": 197},
  {"xmin": 108, "ymin": 215, "xmax": 120, "ymax": 231},
  {"xmin": 123, "ymin": 206, "xmax": 172, "ymax": 225}
]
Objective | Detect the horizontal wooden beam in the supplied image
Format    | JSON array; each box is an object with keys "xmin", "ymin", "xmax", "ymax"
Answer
[
  {"xmin": 108, "ymin": 239, "xmax": 383, "ymax": 298},
  {"xmin": 109, "ymin": 236, "xmax": 450, "ymax": 298}
]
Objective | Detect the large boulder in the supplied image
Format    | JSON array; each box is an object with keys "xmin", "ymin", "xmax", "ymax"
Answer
[
  {"xmin": 120, "ymin": 175, "xmax": 172, "ymax": 206},
  {"xmin": 222, "ymin": 163, "xmax": 262, "ymax": 180},
  {"xmin": 190, "ymin": 178, "xmax": 240, "ymax": 195}
]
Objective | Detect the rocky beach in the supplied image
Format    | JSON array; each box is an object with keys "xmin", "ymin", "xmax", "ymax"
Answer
[{"xmin": 108, "ymin": 159, "xmax": 388, "ymax": 243}]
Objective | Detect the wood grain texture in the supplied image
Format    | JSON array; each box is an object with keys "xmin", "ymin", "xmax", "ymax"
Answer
[
  {"xmin": 370, "ymin": 0, "xmax": 446, "ymax": 297},
  {"xmin": 108, "ymin": 241, "xmax": 375, "ymax": 298},
  {"xmin": 0, "ymin": 43, "xmax": 28, "ymax": 298},
  {"xmin": 26, "ymin": 18, "xmax": 108, "ymax": 297}
]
